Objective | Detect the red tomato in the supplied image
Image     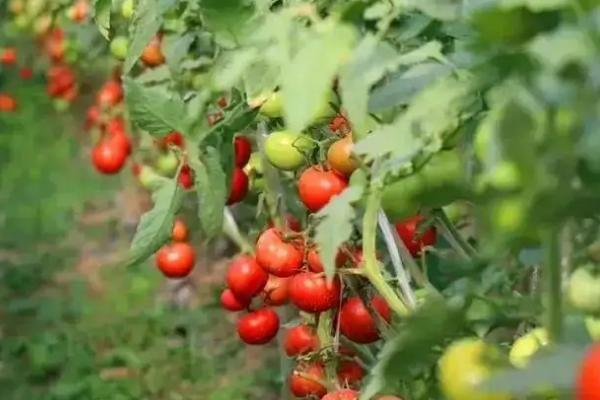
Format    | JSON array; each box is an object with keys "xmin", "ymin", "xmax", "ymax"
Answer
[
  {"xmin": 141, "ymin": 35, "xmax": 165, "ymax": 67},
  {"xmin": 217, "ymin": 96, "xmax": 228, "ymax": 108},
  {"xmin": 61, "ymin": 86, "xmax": 79, "ymax": 103},
  {"xmin": 68, "ymin": 0, "xmax": 89, "ymax": 22},
  {"xmin": 262, "ymin": 275, "xmax": 291, "ymax": 306},
  {"xmin": 0, "ymin": 93, "xmax": 17, "ymax": 112},
  {"xmin": 255, "ymin": 228, "xmax": 304, "ymax": 277},
  {"xmin": 234, "ymin": 136, "xmax": 252, "ymax": 167},
  {"xmin": 237, "ymin": 308, "xmax": 280, "ymax": 345},
  {"xmin": 91, "ymin": 140, "xmax": 128, "ymax": 174},
  {"xmin": 284, "ymin": 324, "xmax": 319, "ymax": 357},
  {"xmin": 226, "ymin": 255, "xmax": 268, "ymax": 300},
  {"xmin": 339, "ymin": 296, "xmax": 391, "ymax": 343},
  {"xmin": 171, "ymin": 219, "xmax": 188, "ymax": 242},
  {"xmin": 394, "ymin": 215, "xmax": 437, "ymax": 257},
  {"xmin": 97, "ymin": 80, "xmax": 123, "ymax": 107},
  {"xmin": 178, "ymin": 165, "xmax": 194, "ymax": 189},
  {"xmin": 327, "ymin": 136, "xmax": 357, "ymax": 176},
  {"xmin": 337, "ymin": 360, "xmax": 364, "ymax": 387},
  {"xmin": 323, "ymin": 389, "xmax": 359, "ymax": 400},
  {"xmin": 44, "ymin": 28, "xmax": 65, "ymax": 63},
  {"xmin": 160, "ymin": 131, "xmax": 185, "ymax": 149},
  {"xmin": 268, "ymin": 213, "xmax": 302, "ymax": 232},
  {"xmin": 155, "ymin": 242, "xmax": 196, "ymax": 278},
  {"xmin": 47, "ymin": 65, "xmax": 76, "ymax": 97},
  {"xmin": 329, "ymin": 114, "xmax": 349, "ymax": 134},
  {"xmin": 226, "ymin": 168, "xmax": 249, "ymax": 205},
  {"xmin": 220, "ymin": 288, "xmax": 250, "ymax": 312},
  {"xmin": 289, "ymin": 272, "xmax": 341, "ymax": 313},
  {"xmin": 85, "ymin": 105, "xmax": 101, "ymax": 130},
  {"xmin": 289, "ymin": 363, "xmax": 327, "ymax": 398},
  {"xmin": 19, "ymin": 67, "xmax": 33, "ymax": 80},
  {"xmin": 0, "ymin": 47, "xmax": 17, "ymax": 65},
  {"xmin": 307, "ymin": 246, "xmax": 347, "ymax": 273},
  {"xmin": 298, "ymin": 166, "xmax": 348, "ymax": 212},
  {"xmin": 105, "ymin": 118, "xmax": 131, "ymax": 155},
  {"xmin": 577, "ymin": 343, "xmax": 600, "ymax": 400}
]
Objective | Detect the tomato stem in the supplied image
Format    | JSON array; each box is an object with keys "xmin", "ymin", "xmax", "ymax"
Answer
[
  {"xmin": 316, "ymin": 311, "xmax": 336, "ymax": 390},
  {"xmin": 434, "ymin": 208, "xmax": 477, "ymax": 259},
  {"xmin": 223, "ymin": 208, "xmax": 254, "ymax": 254},
  {"xmin": 257, "ymin": 122, "xmax": 285, "ymax": 230},
  {"xmin": 543, "ymin": 228, "xmax": 563, "ymax": 342},
  {"xmin": 362, "ymin": 188, "xmax": 410, "ymax": 317}
]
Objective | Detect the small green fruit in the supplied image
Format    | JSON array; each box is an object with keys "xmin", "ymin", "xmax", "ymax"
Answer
[
  {"xmin": 155, "ymin": 151, "xmax": 179, "ymax": 176},
  {"xmin": 110, "ymin": 36, "xmax": 129, "ymax": 60},
  {"xmin": 259, "ymin": 91, "xmax": 283, "ymax": 118},
  {"xmin": 121, "ymin": 0, "xmax": 134, "ymax": 19},
  {"xmin": 138, "ymin": 165, "xmax": 164, "ymax": 190},
  {"xmin": 264, "ymin": 130, "xmax": 314, "ymax": 171}
]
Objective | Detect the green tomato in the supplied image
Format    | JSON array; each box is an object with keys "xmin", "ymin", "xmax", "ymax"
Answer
[
  {"xmin": 259, "ymin": 91, "xmax": 283, "ymax": 118},
  {"xmin": 568, "ymin": 267, "xmax": 600, "ymax": 314},
  {"xmin": 155, "ymin": 151, "xmax": 179, "ymax": 176},
  {"xmin": 382, "ymin": 150, "xmax": 468, "ymax": 221},
  {"xmin": 138, "ymin": 165, "xmax": 164, "ymax": 190},
  {"xmin": 110, "ymin": 36, "xmax": 129, "ymax": 60},
  {"xmin": 121, "ymin": 0, "xmax": 134, "ymax": 19},
  {"xmin": 264, "ymin": 130, "xmax": 314, "ymax": 171},
  {"xmin": 586, "ymin": 317, "xmax": 600, "ymax": 341},
  {"xmin": 438, "ymin": 339, "xmax": 510, "ymax": 400},
  {"xmin": 509, "ymin": 328, "xmax": 548, "ymax": 368}
]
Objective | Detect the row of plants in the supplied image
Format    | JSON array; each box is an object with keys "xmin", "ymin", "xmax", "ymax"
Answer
[{"xmin": 3, "ymin": 0, "xmax": 600, "ymax": 399}]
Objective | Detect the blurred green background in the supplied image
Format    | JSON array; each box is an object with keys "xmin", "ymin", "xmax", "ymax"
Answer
[{"xmin": 0, "ymin": 77, "xmax": 280, "ymax": 400}]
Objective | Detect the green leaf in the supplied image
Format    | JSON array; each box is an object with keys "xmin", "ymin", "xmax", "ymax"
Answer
[
  {"xmin": 93, "ymin": 0, "xmax": 111, "ymax": 40},
  {"xmin": 282, "ymin": 23, "xmax": 356, "ymax": 133},
  {"xmin": 124, "ymin": 78, "xmax": 189, "ymax": 136},
  {"xmin": 406, "ymin": 0, "xmax": 462, "ymax": 20},
  {"xmin": 123, "ymin": 0, "xmax": 163, "ymax": 74},
  {"xmin": 314, "ymin": 186, "xmax": 364, "ymax": 281},
  {"xmin": 127, "ymin": 180, "xmax": 183, "ymax": 267},
  {"xmin": 354, "ymin": 76, "xmax": 477, "ymax": 165},
  {"xmin": 163, "ymin": 33, "xmax": 195, "ymax": 75},
  {"xmin": 340, "ymin": 38, "xmax": 446, "ymax": 136},
  {"xmin": 213, "ymin": 48, "xmax": 260, "ymax": 90},
  {"xmin": 483, "ymin": 345, "xmax": 586, "ymax": 395},
  {"xmin": 135, "ymin": 65, "xmax": 172, "ymax": 84},
  {"xmin": 360, "ymin": 295, "xmax": 465, "ymax": 400},
  {"xmin": 190, "ymin": 147, "xmax": 227, "ymax": 238},
  {"xmin": 200, "ymin": 0, "xmax": 257, "ymax": 47},
  {"xmin": 527, "ymin": 26, "xmax": 594, "ymax": 71}
]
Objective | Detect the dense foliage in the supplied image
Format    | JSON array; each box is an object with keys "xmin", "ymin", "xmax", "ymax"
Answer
[{"xmin": 3, "ymin": 0, "xmax": 600, "ymax": 399}]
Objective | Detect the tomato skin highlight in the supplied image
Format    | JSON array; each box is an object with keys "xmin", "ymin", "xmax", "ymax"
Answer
[
  {"xmin": 226, "ymin": 168, "xmax": 249, "ymax": 205},
  {"xmin": 284, "ymin": 324, "xmax": 319, "ymax": 357},
  {"xmin": 289, "ymin": 272, "xmax": 341, "ymax": 313},
  {"xmin": 234, "ymin": 136, "xmax": 252, "ymax": 167},
  {"xmin": 226, "ymin": 255, "xmax": 268, "ymax": 301},
  {"xmin": 394, "ymin": 215, "xmax": 437, "ymax": 257},
  {"xmin": 155, "ymin": 242, "xmax": 196, "ymax": 278},
  {"xmin": 298, "ymin": 166, "xmax": 348, "ymax": 213},
  {"xmin": 220, "ymin": 288, "xmax": 250, "ymax": 312},
  {"xmin": 289, "ymin": 363, "xmax": 327, "ymax": 398},
  {"xmin": 323, "ymin": 389, "xmax": 359, "ymax": 400},
  {"xmin": 92, "ymin": 140, "xmax": 128, "ymax": 174},
  {"xmin": 340, "ymin": 296, "xmax": 391, "ymax": 343},
  {"xmin": 237, "ymin": 308, "xmax": 280, "ymax": 345},
  {"xmin": 261, "ymin": 275, "xmax": 290, "ymax": 306},
  {"xmin": 255, "ymin": 228, "xmax": 304, "ymax": 277},
  {"xmin": 577, "ymin": 343, "xmax": 600, "ymax": 400}
]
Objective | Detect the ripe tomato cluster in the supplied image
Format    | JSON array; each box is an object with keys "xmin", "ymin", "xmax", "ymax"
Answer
[{"xmin": 155, "ymin": 218, "xmax": 196, "ymax": 278}]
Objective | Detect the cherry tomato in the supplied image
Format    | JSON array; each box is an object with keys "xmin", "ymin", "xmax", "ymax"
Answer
[
  {"xmin": 85, "ymin": 105, "xmax": 101, "ymax": 130},
  {"xmin": 568, "ymin": 267, "xmax": 600, "ymax": 314},
  {"xmin": 298, "ymin": 166, "xmax": 348, "ymax": 213},
  {"xmin": 337, "ymin": 360, "xmax": 364, "ymax": 387},
  {"xmin": 394, "ymin": 215, "xmax": 437, "ymax": 257},
  {"xmin": 91, "ymin": 140, "xmax": 128, "ymax": 174},
  {"xmin": 171, "ymin": 219, "xmax": 188, "ymax": 242},
  {"xmin": 0, "ymin": 47, "xmax": 17, "ymax": 65},
  {"xmin": 226, "ymin": 255, "xmax": 268, "ymax": 300},
  {"xmin": 262, "ymin": 275, "xmax": 290, "ymax": 306},
  {"xmin": 121, "ymin": 0, "xmax": 134, "ymax": 19},
  {"xmin": 323, "ymin": 389, "xmax": 359, "ymax": 400},
  {"xmin": 509, "ymin": 328, "xmax": 548, "ymax": 368},
  {"xmin": 289, "ymin": 272, "xmax": 341, "ymax": 313},
  {"xmin": 237, "ymin": 308, "xmax": 279, "ymax": 345},
  {"xmin": 155, "ymin": 242, "xmax": 196, "ymax": 278},
  {"xmin": 141, "ymin": 35, "xmax": 165, "ymax": 67},
  {"xmin": 289, "ymin": 363, "xmax": 327, "ymax": 398},
  {"xmin": 226, "ymin": 168, "xmax": 249, "ymax": 205},
  {"xmin": 234, "ymin": 136, "xmax": 252, "ymax": 167},
  {"xmin": 97, "ymin": 80, "xmax": 123, "ymax": 107},
  {"xmin": 0, "ymin": 93, "xmax": 17, "ymax": 112},
  {"xmin": 577, "ymin": 343, "xmax": 600, "ymax": 400},
  {"xmin": 160, "ymin": 131, "xmax": 185, "ymax": 149},
  {"xmin": 307, "ymin": 246, "xmax": 347, "ymax": 273},
  {"xmin": 155, "ymin": 151, "xmax": 178, "ymax": 176},
  {"xmin": 105, "ymin": 118, "xmax": 131, "ymax": 155},
  {"xmin": 259, "ymin": 91, "xmax": 283, "ymax": 118},
  {"xmin": 438, "ymin": 338, "xmax": 510, "ymax": 400},
  {"xmin": 329, "ymin": 114, "xmax": 350, "ymax": 134},
  {"xmin": 284, "ymin": 324, "xmax": 319, "ymax": 357},
  {"xmin": 340, "ymin": 296, "xmax": 391, "ymax": 343},
  {"xmin": 110, "ymin": 36, "xmax": 129, "ymax": 60},
  {"xmin": 327, "ymin": 136, "xmax": 357, "ymax": 176},
  {"xmin": 178, "ymin": 165, "xmax": 194, "ymax": 189},
  {"xmin": 264, "ymin": 130, "xmax": 314, "ymax": 171},
  {"xmin": 220, "ymin": 288, "xmax": 250, "ymax": 312},
  {"xmin": 255, "ymin": 228, "xmax": 304, "ymax": 277},
  {"xmin": 47, "ymin": 65, "xmax": 76, "ymax": 97}
]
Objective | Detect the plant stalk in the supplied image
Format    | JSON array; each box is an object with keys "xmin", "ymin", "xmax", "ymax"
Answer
[
  {"xmin": 543, "ymin": 228, "xmax": 562, "ymax": 343},
  {"xmin": 222, "ymin": 208, "xmax": 253, "ymax": 254}
]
